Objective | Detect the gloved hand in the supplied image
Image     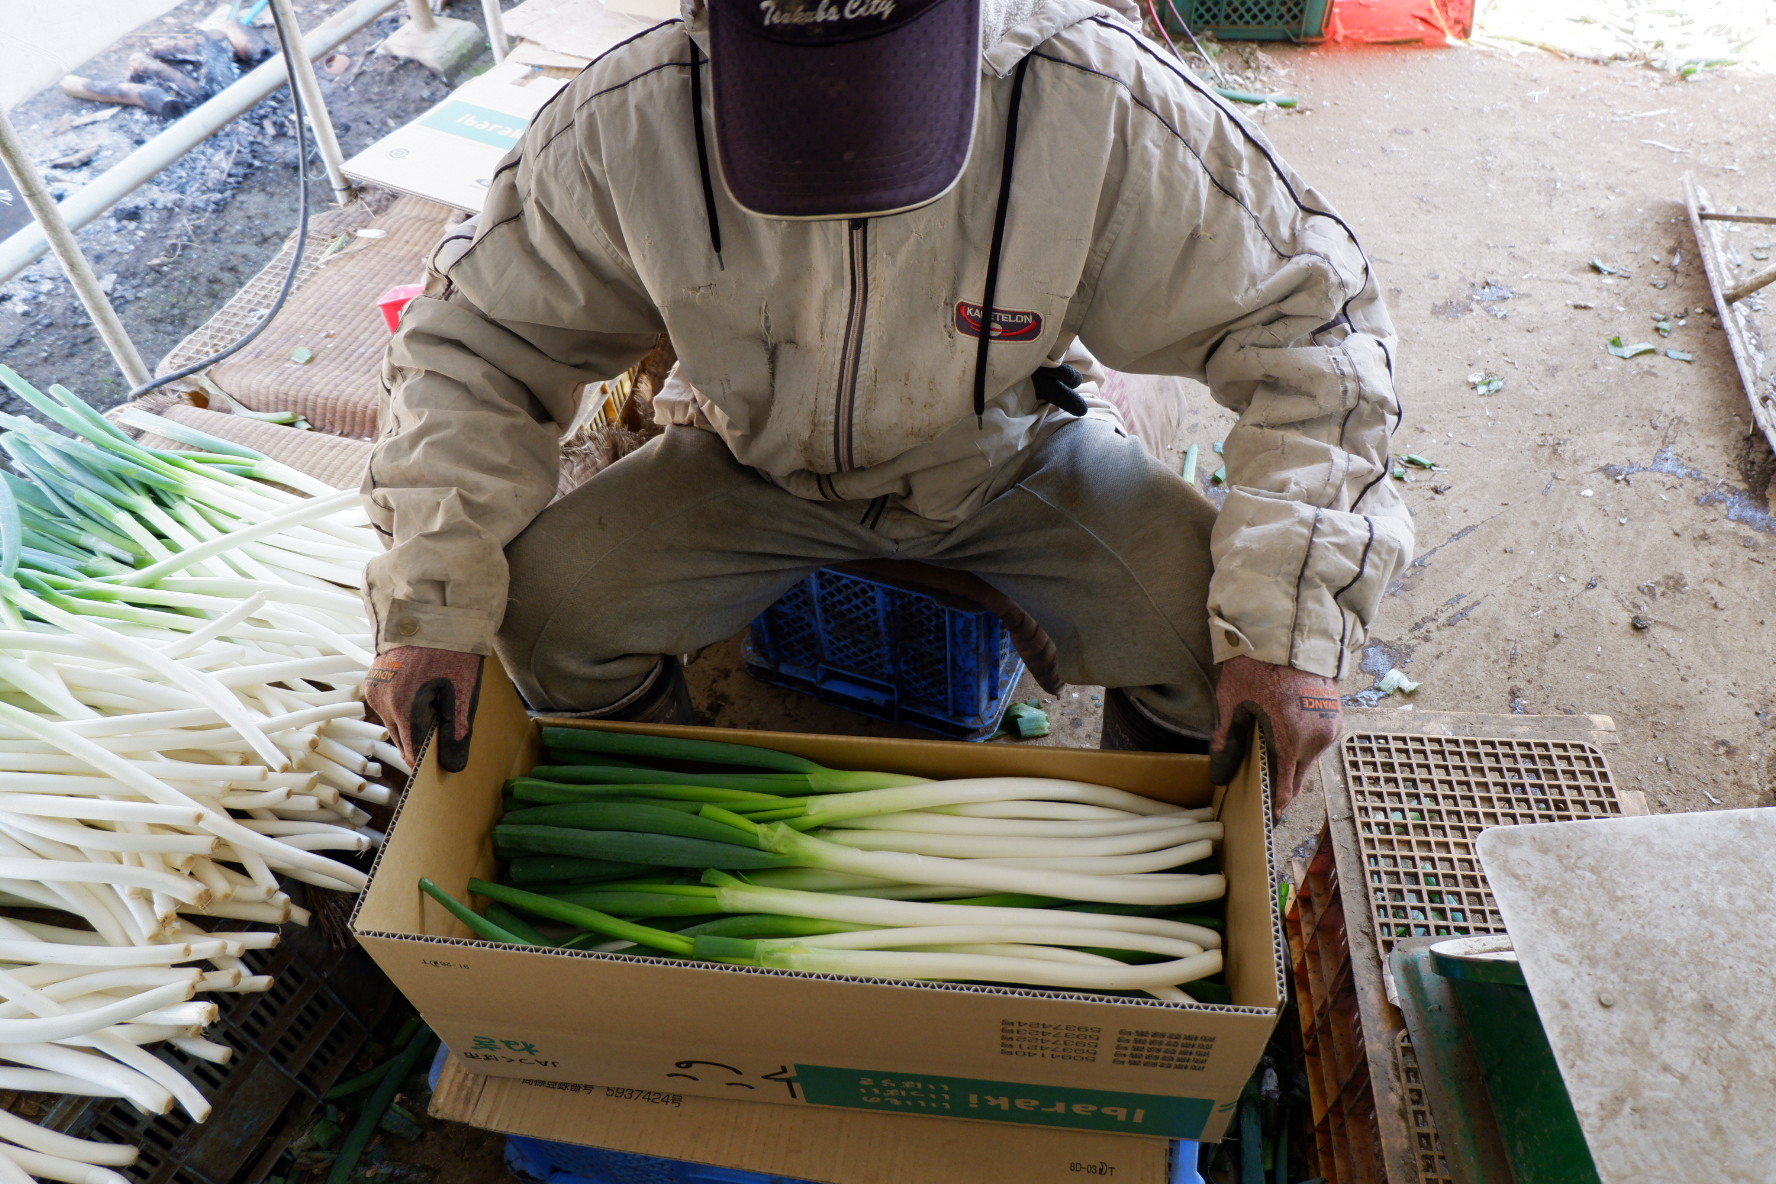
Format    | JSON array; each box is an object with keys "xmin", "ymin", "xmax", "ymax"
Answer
[
  {"xmin": 365, "ymin": 646, "xmax": 484, "ymax": 773},
  {"xmin": 1209, "ymin": 655, "xmax": 1342, "ymax": 815}
]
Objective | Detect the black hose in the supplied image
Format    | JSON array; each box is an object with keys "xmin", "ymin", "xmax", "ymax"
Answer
[{"xmin": 126, "ymin": 7, "xmax": 315, "ymax": 400}]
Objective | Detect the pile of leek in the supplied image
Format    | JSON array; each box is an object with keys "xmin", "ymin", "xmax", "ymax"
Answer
[
  {"xmin": 0, "ymin": 368, "xmax": 397, "ymax": 1179},
  {"xmin": 429, "ymin": 729, "xmax": 1231, "ymax": 1004}
]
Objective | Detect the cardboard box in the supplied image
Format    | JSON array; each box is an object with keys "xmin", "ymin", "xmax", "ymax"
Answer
[
  {"xmin": 503, "ymin": 0, "xmax": 671, "ymax": 61},
  {"xmin": 340, "ymin": 61, "xmax": 566, "ymax": 212},
  {"xmin": 429, "ymin": 1050, "xmax": 1178, "ymax": 1184},
  {"xmin": 354, "ymin": 664, "xmax": 1282, "ymax": 1143}
]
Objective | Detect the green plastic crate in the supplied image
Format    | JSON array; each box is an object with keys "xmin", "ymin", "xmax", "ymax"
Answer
[{"xmin": 1161, "ymin": 0, "xmax": 1331, "ymax": 41}]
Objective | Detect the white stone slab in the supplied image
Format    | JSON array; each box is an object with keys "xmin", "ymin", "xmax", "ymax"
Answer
[{"xmin": 1476, "ymin": 809, "xmax": 1776, "ymax": 1184}]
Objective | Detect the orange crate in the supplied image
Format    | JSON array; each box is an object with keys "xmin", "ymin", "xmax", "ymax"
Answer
[{"xmin": 1287, "ymin": 832, "xmax": 1384, "ymax": 1184}]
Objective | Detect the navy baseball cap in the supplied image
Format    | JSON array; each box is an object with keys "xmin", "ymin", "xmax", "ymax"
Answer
[{"xmin": 706, "ymin": 0, "xmax": 982, "ymax": 219}]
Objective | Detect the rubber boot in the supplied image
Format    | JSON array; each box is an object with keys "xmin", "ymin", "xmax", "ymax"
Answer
[
  {"xmin": 536, "ymin": 658, "xmax": 695, "ymax": 725},
  {"xmin": 1098, "ymin": 687, "xmax": 1211, "ymax": 754}
]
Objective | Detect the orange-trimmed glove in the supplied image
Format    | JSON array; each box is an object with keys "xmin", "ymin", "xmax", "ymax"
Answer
[
  {"xmin": 1210, "ymin": 655, "xmax": 1342, "ymax": 815},
  {"xmin": 365, "ymin": 646, "xmax": 484, "ymax": 773}
]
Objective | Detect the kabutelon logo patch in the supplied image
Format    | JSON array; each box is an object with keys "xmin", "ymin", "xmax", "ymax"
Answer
[{"xmin": 956, "ymin": 301, "xmax": 1043, "ymax": 343}]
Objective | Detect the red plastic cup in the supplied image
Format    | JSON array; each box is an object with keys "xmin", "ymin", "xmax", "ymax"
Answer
[{"xmin": 378, "ymin": 284, "xmax": 427, "ymax": 333}]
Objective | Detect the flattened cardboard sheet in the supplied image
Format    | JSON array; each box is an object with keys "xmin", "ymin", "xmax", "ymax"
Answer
[
  {"xmin": 341, "ymin": 61, "xmax": 566, "ymax": 212},
  {"xmin": 503, "ymin": 0, "xmax": 660, "ymax": 60}
]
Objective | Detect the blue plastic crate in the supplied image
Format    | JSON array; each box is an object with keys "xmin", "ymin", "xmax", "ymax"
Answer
[
  {"xmin": 506, "ymin": 1134, "xmax": 1197, "ymax": 1184},
  {"xmin": 743, "ymin": 567, "xmax": 1026, "ymax": 741},
  {"xmin": 505, "ymin": 1135, "xmax": 817, "ymax": 1184}
]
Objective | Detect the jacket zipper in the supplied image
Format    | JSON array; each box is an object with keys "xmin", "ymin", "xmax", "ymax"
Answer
[{"xmin": 832, "ymin": 217, "xmax": 870, "ymax": 474}]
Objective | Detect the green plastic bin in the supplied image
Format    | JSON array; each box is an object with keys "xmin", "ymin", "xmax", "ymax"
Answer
[
  {"xmin": 1391, "ymin": 937, "xmax": 1602, "ymax": 1184},
  {"xmin": 1161, "ymin": 0, "xmax": 1332, "ymax": 41}
]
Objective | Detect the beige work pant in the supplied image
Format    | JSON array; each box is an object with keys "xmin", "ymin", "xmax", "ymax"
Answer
[{"xmin": 496, "ymin": 418, "xmax": 1220, "ymax": 738}]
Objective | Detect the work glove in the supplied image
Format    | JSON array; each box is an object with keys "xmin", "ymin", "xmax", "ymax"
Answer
[
  {"xmin": 1209, "ymin": 655, "xmax": 1342, "ymax": 816},
  {"xmin": 1031, "ymin": 363, "xmax": 1089, "ymax": 416},
  {"xmin": 365, "ymin": 646, "xmax": 484, "ymax": 773}
]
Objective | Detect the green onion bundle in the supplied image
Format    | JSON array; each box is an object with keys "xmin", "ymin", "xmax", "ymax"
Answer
[
  {"xmin": 0, "ymin": 368, "xmax": 395, "ymax": 1176},
  {"xmin": 432, "ymin": 729, "xmax": 1232, "ymax": 1004}
]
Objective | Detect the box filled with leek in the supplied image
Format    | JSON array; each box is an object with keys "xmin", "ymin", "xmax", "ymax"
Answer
[{"xmin": 352, "ymin": 661, "xmax": 1283, "ymax": 1145}]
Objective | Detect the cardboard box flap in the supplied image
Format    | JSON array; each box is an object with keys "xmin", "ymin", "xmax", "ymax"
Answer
[{"xmin": 430, "ymin": 1052, "xmax": 1177, "ymax": 1184}]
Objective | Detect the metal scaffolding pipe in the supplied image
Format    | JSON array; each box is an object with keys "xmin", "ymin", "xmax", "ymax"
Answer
[
  {"xmin": 0, "ymin": 0, "xmax": 401, "ymax": 286},
  {"xmin": 482, "ymin": 0, "xmax": 509, "ymax": 63},
  {"xmin": 266, "ymin": 0, "xmax": 356, "ymax": 205},
  {"xmin": 0, "ymin": 105, "xmax": 150, "ymax": 388}
]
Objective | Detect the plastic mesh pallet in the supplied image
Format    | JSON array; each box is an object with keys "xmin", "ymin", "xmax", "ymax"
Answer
[
  {"xmin": 1394, "ymin": 1033, "xmax": 1455, "ymax": 1184},
  {"xmin": 6, "ymin": 919, "xmax": 394, "ymax": 1184},
  {"xmin": 1341, "ymin": 733, "xmax": 1621, "ymax": 958},
  {"xmin": 158, "ymin": 210, "xmax": 377, "ymax": 377},
  {"xmin": 745, "ymin": 567, "xmax": 1026, "ymax": 740},
  {"xmin": 1290, "ymin": 718, "xmax": 1625, "ymax": 1184},
  {"xmin": 155, "ymin": 190, "xmax": 633, "ymax": 456},
  {"xmin": 1286, "ymin": 828, "xmax": 1386, "ymax": 1184}
]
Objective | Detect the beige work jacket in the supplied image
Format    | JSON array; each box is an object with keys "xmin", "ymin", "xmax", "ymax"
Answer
[{"xmin": 366, "ymin": 0, "xmax": 1415, "ymax": 679}]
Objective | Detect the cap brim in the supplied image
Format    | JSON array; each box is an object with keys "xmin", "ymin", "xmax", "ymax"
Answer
[{"xmin": 707, "ymin": 0, "xmax": 981, "ymax": 220}]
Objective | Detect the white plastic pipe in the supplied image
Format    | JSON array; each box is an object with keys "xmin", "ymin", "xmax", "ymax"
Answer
[
  {"xmin": 481, "ymin": 0, "xmax": 509, "ymax": 62},
  {"xmin": 265, "ymin": 0, "xmax": 355, "ymax": 204},
  {"xmin": 0, "ymin": 0, "xmax": 402, "ymax": 285}
]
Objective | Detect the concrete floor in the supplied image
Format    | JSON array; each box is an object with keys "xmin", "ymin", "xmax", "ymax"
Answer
[{"xmin": 1252, "ymin": 43, "xmax": 1775, "ymax": 819}]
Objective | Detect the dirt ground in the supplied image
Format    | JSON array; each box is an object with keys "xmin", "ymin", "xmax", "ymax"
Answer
[
  {"xmin": 1245, "ymin": 43, "xmax": 1776, "ymax": 820},
  {"xmin": 0, "ymin": 0, "xmax": 483, "ymax": 406}
]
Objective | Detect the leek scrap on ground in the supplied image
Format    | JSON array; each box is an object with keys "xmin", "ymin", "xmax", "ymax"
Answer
[
  {"xmin": 1001, "ymin": 701, "xmax": 1051, "ymax": 739},
  {"xmin": 1607, "ymin": 335, "xmax": 1657, "ymax": 358},
  {"xmin": 1376, "ymin": 668, "xmax": 1421, "ymax": 696},
  {"xmin": 434, "ymin": 729, "xmax": 1231, "ymax": 1004},
  {"xmin": 1212, "ymin": 86, "xmax": 1298, "ymax": 108},
  {"xmin": 0, "ymin": 368, "xmax": 394, "ymax": 1179}
]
